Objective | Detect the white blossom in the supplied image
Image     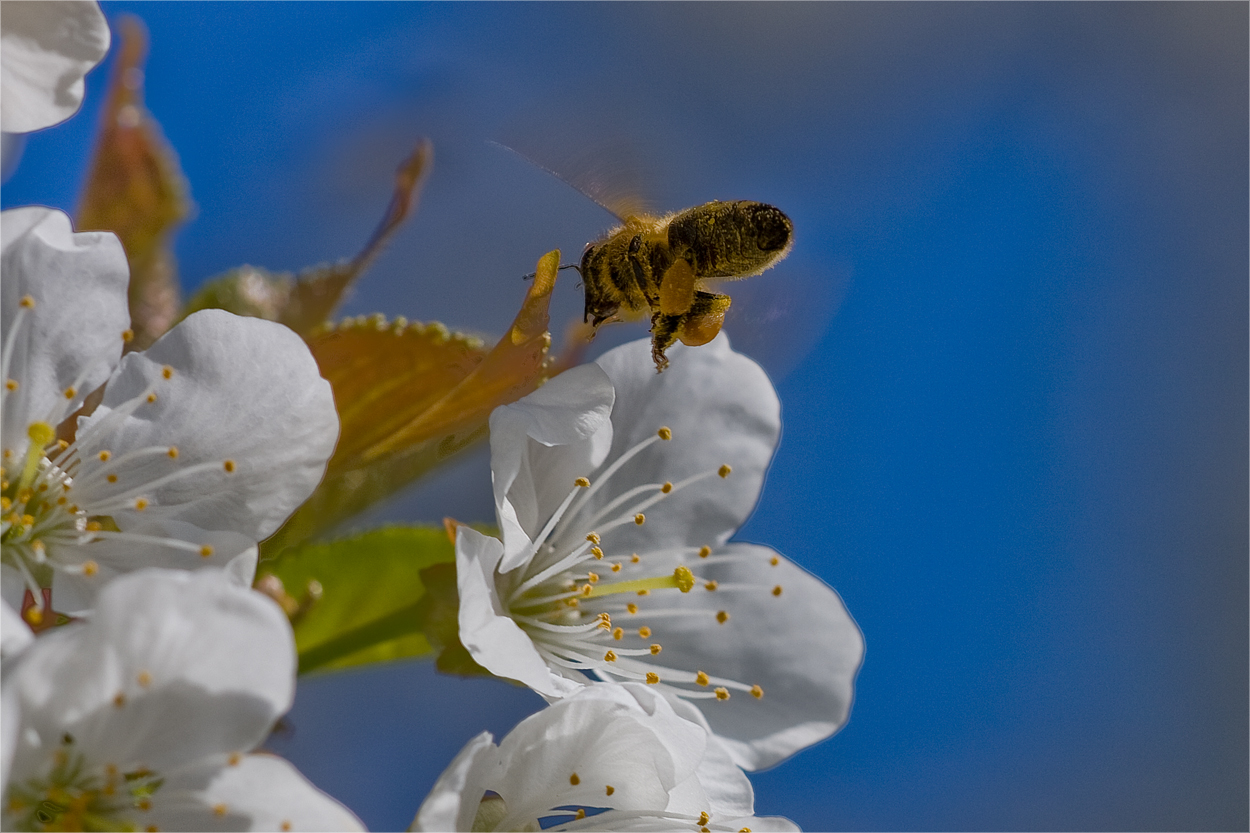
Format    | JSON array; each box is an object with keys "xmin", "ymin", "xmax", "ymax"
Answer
[
  {"xmin": 456, "ymin": 335, "xmax": 864, "ymax": 771},
  {"xmin": 1, "ymin": 1, "xmax": 110, "ymax": 134},
  {"xmin": 1, "ymin": 568, "xmax": 364, "ymax": 831},
  {"xmin": 412, "ymin": 682, "xmax": 797, "ymax": 832},
  {"xmin": 1, "ymin": 207, "xmax": 339, "ymax": 617}
]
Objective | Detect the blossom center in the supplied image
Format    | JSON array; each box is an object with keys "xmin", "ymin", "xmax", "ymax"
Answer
[
  {"xmin": 3, "ymin": 735, "xmax": 163, "ymax": 832},
  {"xmin": 501, "ymin": 428, "xmax": 764, "ymax": 702}
]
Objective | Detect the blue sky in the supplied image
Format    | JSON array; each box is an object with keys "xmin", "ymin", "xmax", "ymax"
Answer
[{"xmin": 4, "ymin": 3, "xmax": 1246, "ymax": 830}]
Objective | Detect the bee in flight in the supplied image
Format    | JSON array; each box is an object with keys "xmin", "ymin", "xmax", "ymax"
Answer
[{"xmin": 578, "ymin": 200, "xmax": 794, "ymax": 371}]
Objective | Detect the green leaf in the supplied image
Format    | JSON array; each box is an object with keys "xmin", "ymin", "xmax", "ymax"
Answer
[{"xmin": 259, "ymin": 525, "xmax": 458, "ymax": 675}]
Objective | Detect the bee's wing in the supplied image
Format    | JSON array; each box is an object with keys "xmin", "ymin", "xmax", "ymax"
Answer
[{"xmin": 487, "ymin": 139, "xmax": 655, "ymax": 222}]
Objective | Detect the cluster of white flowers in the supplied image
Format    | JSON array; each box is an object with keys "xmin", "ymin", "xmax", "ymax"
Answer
[{"xmin": 2, "ymin": 4, "xmax": 865, "ymax": 831}]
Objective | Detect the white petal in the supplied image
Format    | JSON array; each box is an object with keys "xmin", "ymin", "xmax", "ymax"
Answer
[
  {"xmin": 1, "ymin": 207, "xmax": 128, "ymax": 456},
  {"xmin": 654, "ymin": 543, "xmax": 864, "ymax": 770},
  {"xmin": 490, "ymin": 686, "xmax": 682, "ymax": 822},
  {"xmin": 664, "ymin": 697, "xmax": 755, "ymax": 819},
  {"xmin": 1, "ymin": 684, "xmax": 16, "ymax": 797},
  {"xmin": 76, "ymin": 309, "xmax": 339, "ymax": 541},
  {"xmin": 410, "ymin": 731, "xmax": 497, "ymax": 832},
  {"xmin": 9, "ymin": 569, "xmax": 294, "ymax": 774},
  {"xmin": 0, "ymin": 1, "xmax": 109, "ymax": 133},
  {"xmin": 581, "ymin": 334, "xmax": 780, "ymax": 557},
  {"xmin": 0, "ymin": 595, "xmax": 33, "ymax": 661},
  {"xmin": 50, "ymin": 520, "xmax": 259, "ymax": 614},
  {"xmin": 456, "ymin": 527, "xmax": 580, "ymax": 698},
  {"xmin": 490, "ymin": 362, "xmax": 614, "ymax": 572},
  {"xmin": 148, "ymin": 753, "xmax": 365, "ymax": 831}
]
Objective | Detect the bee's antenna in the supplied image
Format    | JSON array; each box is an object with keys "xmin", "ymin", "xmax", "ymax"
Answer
[{"xmin": 522, "ymin": 263, "xmax": 583, "ymax": 281}]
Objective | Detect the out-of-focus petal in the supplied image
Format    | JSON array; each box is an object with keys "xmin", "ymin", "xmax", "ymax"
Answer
[
  {"xmin": 148, "ymin": 754, "xmax": 365, "ymax": 831},
  {"xmin": 410, "ymin": 731, "xmax": 497, "ymax": 832},
  {"xmin": 9, "ymin": 569, "xmax": 293, "ymax": 775},
  {"xmin": 0, "ymin": 1, "xmax": 109, "ymax": 133}
]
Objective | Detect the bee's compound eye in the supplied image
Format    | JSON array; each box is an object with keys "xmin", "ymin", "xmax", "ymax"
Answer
[
  {"xmin": 628, "ymin": 235, "xmax": 642, "ymax": 254},
  {"xmin": 747, "ymin": 205, "xmax": 793, "ymax": 251}
]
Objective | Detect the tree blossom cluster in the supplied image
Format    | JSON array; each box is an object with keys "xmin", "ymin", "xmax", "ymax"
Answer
[{"xmin": 1, "ymin": 4, "xmax": 864, "ymax": 831}]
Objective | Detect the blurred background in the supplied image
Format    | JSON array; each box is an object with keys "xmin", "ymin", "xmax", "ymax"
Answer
[{"xmin": 3, "ymin": 3, "xmax": 1246, "ymax": 830}]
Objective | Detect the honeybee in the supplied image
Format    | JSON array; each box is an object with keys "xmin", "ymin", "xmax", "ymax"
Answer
[{"xmin": 579, "ymin": 201, "xmax": 793, "ymax": 371}]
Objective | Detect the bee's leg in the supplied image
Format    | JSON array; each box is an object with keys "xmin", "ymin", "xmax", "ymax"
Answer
[
  {"xmin": 649, "ymin": 311, "xmax": 682, "ymax": 372},
  {"xmin": 676, "ymin": 291, "xmax": 732, "ymax": 347},
  {"xmin": 658, "ymin": 258, "xmax": 697, "ymax": 316}
]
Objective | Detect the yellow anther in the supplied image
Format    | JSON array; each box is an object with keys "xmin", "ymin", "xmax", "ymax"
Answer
[
  {"xmin": 598, "ymin": 612, "xmax": 611, "ymax": 624},
  {"xmin": 702, "ymin": 827, "xmax": 711, "ymax": 833},
  {"xmin": 99, "ymin": 450, "xmax": 112, "ymax": 461},
  {"xmin": 200, "ymin": 545, "xmax": 214, "ymax": 558},
  {"xmin": 36, "ymin": 483, "xmax": 47, "ymax": 492},
  {"xmin": 698, "ymin": 812, "xmax": 710, "ymax": 826},
  {"xmin": 674, "ymin": 565, "xmax": 695, "ymax": 592},
  {"xmin": 772, "ymin": 585, "xmax": 783, "ymax": 597},
  {"xmin": 137, "ymin": 670, "xmax": 152, "ymax": 688},
  {"xmin": 56, "ymin": 496, "xmax": 67, "ymax": 505},
  {"xmin": 83, "ymin": 561, "xmax": 99, "ymax": 576},
  {"xmin": 229, "ymin": 753, "xmax": 242, "ymax": 766},
  {"xmin": 631, "ymin": 553, "xmax": 640, "ymax": 563},
  {"xmin": 122, "ymin": 328, "xmax": 135, "ymax": 343},
  {"xmin": 751, "ymin": 685, "xmax": 764, "ymax": 699},
  {"xmin": 657, "ymin": 427, "xmax": 672, "ymax": 440},
  {"xmin": 167, "ymin": 447, "xmax": 179, "ymax": 459},
  {"xmin": 24, "ymin": 607, "xmax": 42, "ymax": 626},
  {"xmin": 604, "ymin": 650, "xmax": 617, "ymax": 662},
  {"xmin": 586, "ymin": 532, "xmax": 600, "ymax": 544},
  {"xmin": 86, "ymin": 521, "xmax": 103, "ymax": 532},
  {"xmin": 4, "ymin": 379, "xmax": 16, "ymax": 391},
  {"xmin": 146, "ymin": 392, "xmax": 157, "ymax": 403},
  {"xmin": 661, "ymin": 481, "xmax": 673, "ymax": 493},
  {"xmin": 113, "ymin": 692, "xmax": 126, "ymax": 708},
  {"xmin": 634, "ymin": 513, "xmax": 645, "ymax": 525},
  {"xmin": 56, "ymin": 439, "xmax": 68, "ymax": 451},
  {"xmin": 19, "ymin": 295, "xmax": 35, "ymax": 308},
  {"xmin": 213, "ymin": 803, "xmax": 228, "ymax": 817},
  {"xmin": 137, "ymin": 798, "xmax": 152, "ymax": 811},
  {"xmin": 638, "ymin": 626, "xmax": 651, "ymax": 638},
  {"xmin": 565, "ymin": 597, "xmax": 579, "ymax": 608},
  {"xmin": 611, "ymin": 562, "xmax": 622, "ymax": 573},
  {"xmin": 698, "ymin": 546, "xmax": 711, "ymax": 558},
  {"xmin": 770, "ymin": 556, "xmax": 780, "ymax": 566},
  {"xmin": 583, "ymin": 584, "xmax": 594, "ymax": 597},
  {"xmin": 223, "ymin": 460, "xmax": 236, "ymax": 473},
  {"xmin": 718, "ymin": 464, "xmax": 732, "ymax": 478},
  {"xmin": 575, "ymin": 477, "xmax": 591, "ymax": 488},
  {"xmin": 591, "ymin": 546, "xmax": 604, "ymax": 559},
  {"xmin": 740, "ymin": 828, "xmax": 752, "ymax": 833},
  {"xmin": 627, "ymin": 603, "xmax": 638, "ymax": 614},
  {"xmin": 107, "ymin": 473, "xmax": 118, "ymax": 483},
  {"xmin": 161, "ymin": 365, "xmax": 174, "ymax": 380},
  {"xmin": 705, "ymin": 580, "xmax": 718, "ymax": 591},
  {"xmin": 650, "ymin": 644, "xmax": 662, "ymax": 655},
  {"xmin": 134, "ymin": 498, "xmax": 149, "ymax": 511},
  {"xmin": 281, "ymin": 823, "xmax": 292, "ymax": 832},
  {"xmin": 587, "ymin": 572, "xmax": 599, "ymax": 583},
  {"xmin": 27, "ymin": 421, "xmax": 54, "ymax": 447},
  {"xmin": 575, "ymin": 809, "xmax": 586, "ymax": 820},
  {"xmin": 715, "ymin": 687, "xmax": 730, "ymax": 700},
  {"xmin": 613, "ymin": 627, "xmax": 624, "ymax": 640},
  {"xmin": 606, "ymin": 785, "xmax": 615, "ymax": 796},
  {"xmin": 63, "ymin": 386, "xmax": 76, "ymax": 399},
  {"xmin": 637, "ymin": 589, "xmax": 649, "ymax": 596},
  {"xmin": 645, "ymin": 672, "xmax": 660, "ymax": 684},
  {"xmin": 716, "ymin": 610, "xmax": 730, "ymax": 624},
  {"xmin": 17, "ymin": 487, "xmax": 31, "ymax": 501},
  {"xmin": 569, "ymin": 773, "xmax": 580, "ymax": 786}
]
